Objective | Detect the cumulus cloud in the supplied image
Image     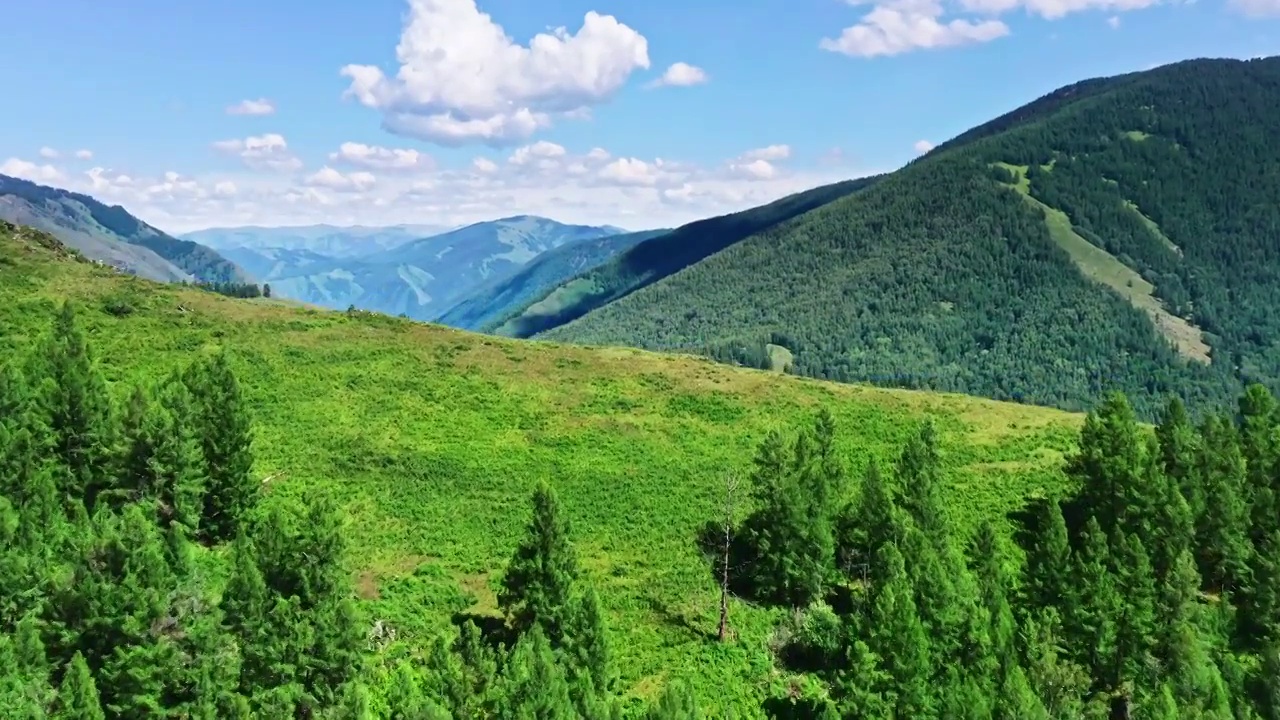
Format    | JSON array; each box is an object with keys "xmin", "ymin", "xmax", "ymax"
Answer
[
  {"xmin": 39, "ymin": 147, "xmax": 60, "ymax": 159},
  {"xmin": 74, "ymin": 149, "xmax": 94, "ymax": 160},
  {"xmin": 820, "ymin": 0, "xmax": 1171, "ymax": 57},
  {"xmin": 38, "ymin": 141, "xmax": 877, "ymax": 239},
  {"xmin": 339, "ymin": 0, "xmax": 651, "ymax": 146},
  {"xmin": 226, "ymin": 98, "xmax": 277, "ymax": 116},
  {"xmin": 304, "ymin": 167, "xmax": 378, "ymax": 192},
  {"xmin": 649, "ymin": 62, "xmax": 709, "ymax": 88},
  {"xmin": 914, "ymin": 139, "xmax": 936, "ymax": 153},
  {"xmin": 211, "ymin": 133, "xmax": 303, "ymax": 172},
  {"xmin": 1, "ymin": 157, "xmax": 64, "ymax": 183},
  {"xmin": 329, "ymin": 141, "xmax": 431, "ymax": 170}
]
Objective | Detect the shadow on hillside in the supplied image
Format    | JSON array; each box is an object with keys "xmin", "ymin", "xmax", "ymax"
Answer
[
  {"xmin": 449, "ymin": 610, "xmax": 515, "ymax": 651},
  {"xmin": 641, "ymin": 594, "xmax": 717, "ymax": 643}
]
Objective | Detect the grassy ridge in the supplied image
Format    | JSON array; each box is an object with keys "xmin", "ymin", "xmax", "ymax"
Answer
[{"xmin": 0, "ymin": 228, "xmax": 1082, "ymax": 714}]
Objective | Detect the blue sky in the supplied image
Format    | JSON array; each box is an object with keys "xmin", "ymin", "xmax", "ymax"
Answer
[{"xmin": 0, "ymin": 0, "xmax": 1275, "ymax": 232}]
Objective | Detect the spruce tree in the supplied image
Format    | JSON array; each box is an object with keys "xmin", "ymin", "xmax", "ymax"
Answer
[
  {"xmin": 39, "ymin": 301, "xmax": 116, "ymax": 512},
  {"xmin": 185, "ymin": 352, "xmax": 256, "ymax": 544},
  {"xmin": 1070, "ymin": 516, "xmax": 1120, "ymax": 683},
  {"xmin": 1066, "ymin": 392, "xmax": 1147, "ymax": 538},
  {"xmin": 53, "ymin": 651, "xmax": 105, "ymax": 720},
  {"xmin": 1156, "ymin": 396, "xmax": 1201, "ymax": 519},
  {"xmin": 867, "ymin": 542, "xmax": 933, "ymax": 719},
  {"xmin": 1024, "ymin": 498, "xmax": 1072, "ymax": 613},
  {"xmin": 1194, "ymin": 414, "xmax": 1253, "ymax": 594},
  {"xmin": 494, "ymin": 625, "xmax": 576, "ymax": 719},
  {"xmin": 500, "ymin": 482, "xmax": 581, "ymax": 645}
]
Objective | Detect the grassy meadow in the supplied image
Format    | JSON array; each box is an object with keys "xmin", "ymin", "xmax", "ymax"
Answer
[{"xmin": 0, "ymin": 227, "xmax": 1085, "ymax": 714}]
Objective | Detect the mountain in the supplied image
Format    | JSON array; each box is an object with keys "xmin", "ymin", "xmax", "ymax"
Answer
[
  {"xmin": 0, "ymin": 220, "xmax": 1081, "ymax": 714},
  {"xmin": 0, "ymin": 173, "xmax": 248, "ymax": 284},
  {"xmin": 215, "ymin": 245, "xmax": 338, "ymax": 283},
  {"xmin": 180, "ymin": 223, "xmax": 453, "ymax": 258},
  {"xmin": 491, "ymin": 177, "xmax": 881, "ymax": 339},
  {"xmin": 435, "ymin": 227, "xmax": 670, "ymax": 331},
  {"xmin": 531, "ymin": 56, "xmax": 1280, "ymax": 419},
  {"xmin": 263, "ymin": 215, "xmax": 628, "ymax": 320}
]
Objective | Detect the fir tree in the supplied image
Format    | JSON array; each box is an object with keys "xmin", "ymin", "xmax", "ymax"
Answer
[
  {"xmin": 867, "ymin": 542, "xmax": 933, "ymax": 719},
  {"xmin": 53, "ymin": 651, "xmax": 105, "ymax": 720},
  {"xmin": 185, "ymin": 352, "xmax": 256, "ymax": 544},
  {"xmin": 39, "ymin": 301, "xmax": 116, "ymax": 513},
  {"xmin": 499, "ymin": 482, "xmax": 581, "ymax": 645},
  {"xmin": 1194, "ymin": 414, "xmax": 1253, "ymax": 594}
]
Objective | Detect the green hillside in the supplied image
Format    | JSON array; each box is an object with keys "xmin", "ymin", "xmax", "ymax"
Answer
[
  {"xmin": 7, "ymin": 219, "xmax": 1280, "ymax": 718},
  {"xmin": 491, "ymin": 176, "xmax": 882, "ymax": 339},
  {"xmin": 437, "ymin": 228, "xmax": 670, "ymax": 332},
  {"xmin": 535, "ymin": 57, "xmax": 1280, "ymax": 420},
  {"xmin": 0, "ymin": 223, "xmax": 1081, "ymax": 715}
]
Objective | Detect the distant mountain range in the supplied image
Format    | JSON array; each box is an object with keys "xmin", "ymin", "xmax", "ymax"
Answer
[
  {"xmin": 180, "ymin": 223, "xmax": 455, "ymax": 258},
  {"xmin": 224, "ymin": 216, "xmax": 632, "ymax": 321},
  {"xmin": 0, "ymin": 173, "xmax": 248, "ymax": 284}
]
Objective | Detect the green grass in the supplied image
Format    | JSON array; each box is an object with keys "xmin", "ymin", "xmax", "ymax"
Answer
[
  {"xmin": 0, "ymin": 228, "xmax": 1085, "ymax": 716},
  {"xmin": 993, "ymin": 162, "xmax": 1210, "ymax": 364}
]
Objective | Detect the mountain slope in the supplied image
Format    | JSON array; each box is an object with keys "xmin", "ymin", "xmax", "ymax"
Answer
[
  {"xmin": 491, "ymin": 177, "xmax": 882, "ymax": 338},
  {"xmin": 265, "ymin": 215, "xmax": 627, "ymax": 320},
  {"xmin": 0, "ymin": 173, "xmax": 249, "ymax": 283},
  {"xmin": 0, "ymin": 221, "xmax": 1080, "ymax": 715},
  {"xmin": 216, "ymin": 245, "xmax": 338, "ymax": 283},
  {"xmin": 539, "ymin": 56, "xmax": 1280, "ymax": 419},
  {"xmin": 436, "ymin": 227, "xmax": 670, "ymax": 331},
  {"xmin": 181, "ymin": 223, "xmax": 451, "ymax": 257}
]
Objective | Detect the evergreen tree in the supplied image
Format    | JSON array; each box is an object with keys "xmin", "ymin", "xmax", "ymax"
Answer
[
  {"xmin": 1066, "ymin": 392, "xmax": 1148, "ymax": 539},
  {"xmin": 494, "ymin": 625, "xmax": 577, "ymax": 719},
  {"xmin": 1194, "ymin": 415, "xmax": 1253, "ymax": 594},
  {"xmin": 1156, "ymin": 396, "xmax": 1201, "ymax": 519},
  {"xmin": 645, "ymin": 679, "xmax": 699, "ymax": 720},
  {"xmin": 53, "ymin": 651, "xmax": 105, "ymax": 720},
  {"xmin": 39, "ymin": 301, "xmax": 116, "ymax": 512},
  {"xmin": 866, "ymin": 542, "xmax": 933, "ymax": 719},
  {"xmin": 185, "ymin": 352, "xmax": 256, "ymax": 544},
  {"xmin": 1024, "ymin": 498, "xmax": 1072, "ymax": 613},
  {"xmin": 499, "ymin": 482, "xmax": 581, "ymax": 645},
  {"xmin": 1070, "ymin": 516, "xmax": 1120, "ymax": 683}
]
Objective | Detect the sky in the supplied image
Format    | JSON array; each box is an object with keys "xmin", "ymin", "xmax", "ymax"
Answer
[{"xmin": 0, "ymin": 0, "xmax": 1276, "ymax": 234}]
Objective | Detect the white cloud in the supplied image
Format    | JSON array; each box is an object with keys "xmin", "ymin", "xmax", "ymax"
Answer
[
  {"xmin": 914, "ymin": 139, "xmax": 935, "ymax": 153},
  {"xmin": 821, "ymin": 0, "xmax": 1009, "ymax": 58},
  {"xmin": 649, "ymin": 62, "xmax": 709, "ymax": 88},
  {"xmin": 304, "ymin": 166, "xmax": 378, "ymax": 192},
  {"xmin": 74, "ymin": 149, "xmax": 94, "ymax": 160},
  {"xmin": 740, "ymin": 145, "xmax": 792, "ymax": 162},
  {"xmin": 1107, "ymin": 14, "xmax": 1121, "ymax": 26},
  {"xmin": 39, "ymin": 147, "xmax": 60, "ymax": 159},
  {"xmin": 820, "ymin": 0, "xmax": 1169, "ymax": 57},
  {"xmin": 226, "ymin": 98, "xmax": 277, "ymax": 116},
  {"xmin": 211, "ymin": 133, "xmax": 303, "ymax": 172},
  {"xmin": 339, "ymin": 0, "xmax": 651, "ymax": 146},
  {"xmin": 1229, "ymin": 0, "xmax": 1280, "ymax": 15},
  {"xmin": 1, "ymin": 157, "xmax": 64, "ymax": 183},
  {"xmin": 38, "ymin": 142, "xmax": 878, "ymax": 238},
  {"xmin": 329, "ymin": 141, "xmax": 431, "ymax": 171}
]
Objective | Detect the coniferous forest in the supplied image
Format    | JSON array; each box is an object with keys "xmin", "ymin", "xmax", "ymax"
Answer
[{"xmin": 3, "ymin": 300, "xmax": 1280, "ymax": 718}]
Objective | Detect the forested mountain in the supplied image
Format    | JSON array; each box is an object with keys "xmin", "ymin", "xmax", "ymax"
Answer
[
  {"xmin": 0, "ymin": 173, "xmax": 249, "ymax": 284},
  {"xmin": 217, "ymin": 245, "xmax": 339, "ymax": 283},
  {"xmin": 254, "ymin": 216, "xmax": 627, "ymax": 321},
  {"xmin": 533, "ymin": 56, "xmax": 1280, "ymax": 420},
  {"xmin": 490, "ymin": 176, "xmax": 881, "ymax": 338},
  {"xmin": 437, "ymin": 227, "xmax": 669, "ymax": 331},
  {"xmin": 4, "ymin": 221, "xmax": 1280, "ymax": 717}
]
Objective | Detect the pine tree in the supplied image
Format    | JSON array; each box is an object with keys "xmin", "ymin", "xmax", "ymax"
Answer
[
  {"xmin": 1020, "ymin": 609, "xmax": 1090, "ymax": 720},
  {"xmin": 500, "ymin": 482, "xmax": 581, "ymax": 645},
  {"xmin": 1194, "ymin": 414, "xmax": 1253, "ymax": 594},
  {"xmin": 1111, "ymin": 531, "xmax": 1157, "ymax": 691},
  {"xmin": 565, "ymin": 586, "xmax": 612, "ymax": 708},
  {"xmin": 1237, "ymin": 384, "xmax": 1277, "ymax": 530},
  {"xmin": 1024, "ymin": 498, "xmax": 1073, "ymax": 613},
  {"xmin": 494, "ymin": 625, "xmax": 577, "ymax": 719},
  {"xmin": 867, "ymin": 542, "xmax": 933, "ymax": 719},
  {"xmin": 185, "ymin": 352, "xmax": 256, "ymax": 544},
  {"xmin": 1070, "ymin": 516, "xmax": 1120, "ymax": 683},
  {"xmin": 39, "ymin": 302, "xmax": 116, "ymax": 513},
  {"xmin": 53, "ymin": 651, "xmax": 105, "ymax": 720},
  {"xmin": 1066, "ymin": 392, "xmax": 1147, "ymax": 538},
  {"xmin": 1156, "ymin": 396, "xmax": 1201, "ymax": 519}
]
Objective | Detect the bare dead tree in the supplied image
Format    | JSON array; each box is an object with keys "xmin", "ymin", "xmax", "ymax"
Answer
[{"xmin": 718, "ymin": 473, "xmax": 741, "ymax": 642}]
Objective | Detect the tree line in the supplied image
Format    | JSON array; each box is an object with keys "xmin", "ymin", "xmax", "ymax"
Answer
[{"xmin": 181, "ymin": 280, "xmax": 272, "ymax": 300}]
